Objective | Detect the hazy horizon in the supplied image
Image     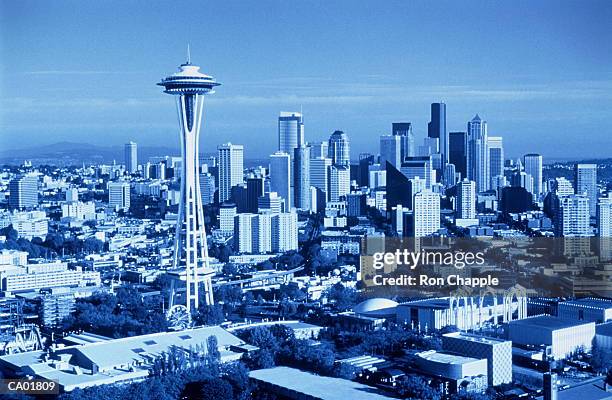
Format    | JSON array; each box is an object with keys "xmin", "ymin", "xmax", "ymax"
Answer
[{"xmin": 1, "ymin": 0, "xmax": 611, "ymax": 159}]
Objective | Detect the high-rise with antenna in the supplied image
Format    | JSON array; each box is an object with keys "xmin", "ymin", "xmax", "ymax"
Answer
[{"xmin": 158, "ymin": 51, "xmax": 220, "ymax": 323}]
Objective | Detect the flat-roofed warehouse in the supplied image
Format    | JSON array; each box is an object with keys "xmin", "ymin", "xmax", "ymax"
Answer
[
  {"xmin": 508, "ymin": 316, "xmax": 595, "ymax": 360},
  {"xmin": 0, "ymin": 326, "xmax": 253, "ymax": 392},
  {"xmin": 557, "ymin": 298, "xmax": 612, "ymax": 323}
]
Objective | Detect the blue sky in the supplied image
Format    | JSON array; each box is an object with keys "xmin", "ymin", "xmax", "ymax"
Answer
[{"xmin": 1, "ymin": 0, "xmax": 611, "ymax": 160}]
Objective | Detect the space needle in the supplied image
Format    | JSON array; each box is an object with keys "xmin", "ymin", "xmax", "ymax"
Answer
[{"xmin": 158, "ymin": 49, "xmax": 219, "ymax": 328}]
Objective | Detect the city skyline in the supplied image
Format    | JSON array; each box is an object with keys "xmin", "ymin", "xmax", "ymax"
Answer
[
  {"xmin": 1, "ymin": 1, "xmax": 612, "ymax": 159},
  {"xmin": 0, "ymin": 3, "xmax": 612, "ymax": 397}
]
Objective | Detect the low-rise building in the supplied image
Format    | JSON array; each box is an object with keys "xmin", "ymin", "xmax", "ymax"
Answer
[
  {"xmin": 0, "ymin": 326, "xmax": 252, "ymax": 392},
  {"xmin": 557, "ymin": 298, "xmax": 612, "ymax": 323},
  {"xmin": 413, "ymin": 350, "xmax": 488, "ymax": 394},
  {"xmin": 442, "ymin": 332, "xmax": 512, "ymax": 386},
  {"xmin": 508, "ymin": 316, "xmax": 596, "ymax": 359}
]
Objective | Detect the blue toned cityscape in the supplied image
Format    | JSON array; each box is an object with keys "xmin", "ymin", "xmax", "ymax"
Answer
[{"xmin": 0, "ymin": 1, "xmax": 611, "ymax": 400}]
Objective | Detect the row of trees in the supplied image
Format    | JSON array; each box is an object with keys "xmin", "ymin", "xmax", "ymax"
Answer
[{"xmin": 0, "ymin": 226, "xmax": 104, "ymax": 258}]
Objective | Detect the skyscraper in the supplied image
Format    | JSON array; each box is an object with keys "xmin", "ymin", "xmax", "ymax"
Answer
[
  {"xmin": 276, "ymin": 211, "xmax": 299, "ymax": 252},
  {"xmin": 294, "ymin": 145, "xmax": 311, "ymax": 210},
  {"xmin": 328, "ymin": 130, "xmax": 350, "ymax": 166},
  {"xmin": 246, "ymin": 176, "xmax": 265, "ymax": 213},
  {"xmin": 124, "ymin": 141, "xmax": 138, "ymax": 173},
  {"xmin": 234, "ymin": 213, "xmax": 258, "ymax": 253},
  {"xmin": 219, "ymin": 202, "xmax": 237, "ymax": 236},
  {"xmin": 258, "ymin": 192, "xmax": 284, "ymax": 214},
  {"xmin": 380, "ymin": 134, "xmax": 402, "ymax": 168},
  {"xmin": 278, "ymin": 112, "xmax": 304, "ymax": 156},
  {"xmin": 487, "ymin": 136, "xmax": 504, "ymax": 182},
  {"xmin": 554, "ymin": 194, "xmax": 590, "ymax": 237},
  {"xmin": 457, "ymin": 179, "xmax": 476, "ymax": 219},
  {"xmin": 524, "ymin": 154, "xmax": 543, "ymax": 197},
  {"xmin": 108, "ymin": 181, "xmax": 130, "ymax": 211},
  {"xmin": 544, "ymin": 177, "xmax": 574, "ymax": 219},
  {"xmin": 554, "ymin": 194, "xmax": 591, "ymax": 256},
  {"xmin": 413, "ymin": 190, "xmax": 440, "ymax": 237},
  {"xmin": 597, "ymin": 195, "xmax": 612, "ymax": 261},
  {"xmin": 310, "ymin": 157, "xmax": 332, "ymax": 201},
  {"xmin": 269, "ymin": 152, "xmax": 291, "ymax": 210},
  {"xmin": 392, "ymin": 122, "xmax": 415, "ymax": 160},
  {"xmin": 598, "ymin": 195, "xmax": 612, "ymax": 237},
  {"xmin": 449, "ymin": 131, "xmax": 468, "ymax": 180},
  {"xmin": 309, "ymin": 141, "xmax": 328, "ymax": 159},
  {"xmin": 218, "ymin": 143, "xmax": 244, "ymax": 203},
  {"xmin": 328, "ymin": 164, "xmax": 350, "ymax": 202},
  {"xmin": 199, "ymin": 172, "xmax": 215, "ymax": 205},
  {"xmin": 443, "ymin": 163, "xmax": 457, "ymax": 188},
  {"xmin": 401, "ymin": 156, "xmax": 434, "ymax": 189},
  {"xmin": 386, "ymin": 162, "xmax": 413, "ymax": 214},
  {"xmin": 158, "ymin": 56, "xmax": 219, "ymax": 312},
  {"xmin": 428, "ymin": 103, "xmax": 447, "ymax": 165},
  {"xmin": 575, "ymin": 163, "xmax": 597, "ymax": 217},
  {"xmin": 358, "ymin": 153, "xmax": 375, "ymax": 187},
  {"xmin": 467, "ymin": 115, "xmax": 489, "ymax": 193},
  {"xmin": 9, "ymin": 175, "xmax": 38, "ymax": 209}
]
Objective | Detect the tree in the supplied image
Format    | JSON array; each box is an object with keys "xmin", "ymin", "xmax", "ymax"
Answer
[
  {"xmin": 194, "ymin": 304, "xmax": 225, "ymax": 326},
  {"xmin": 248, "ymin": 348, "xmax": 276, "ymax": 369},
  {"xmin": 199, "ymin": 378, "xmax": 234, "ymax": 400},
  {"xmin": 326, "ymin": 283, "xmax": 358, "ymax": 311},
  {"xmin": 222, "ymin": 362, "xmax": 252, "ymax": 400},
  {"xmin": 83, "ymin": 237, "xmax": 104, "ymax": 253},
  {"xmin": 453, "ymin": 392, "xmax": 494, "ymax": 400},
  {"xmin": 395, "ymin": 375, "xmax": 441, "ymax": 400},
  {"xmin": 277, "ymin": 339, "xmax": 336, "ymax": 376},
  {"xmin": 246, "ymin": 327, "xmax": 281, "ymax": 352},
  {"xmin": 0, "ymin": 226, "xmax": 18, "ymax": 241},
  {"xmin": 206, "ymin": 336, "xmax": 221, "ymax": 362},
  {"xmin": 222, "ymin": 263, "xmax": 239, "ymax": 276},
  {"xmin": 591, "ymin": 342, "xmax": 612, "ymax": 374}
]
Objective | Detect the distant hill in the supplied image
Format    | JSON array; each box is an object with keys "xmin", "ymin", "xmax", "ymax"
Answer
[
  {"xmin": 0, "ymin": 142, "xmax": 180, "ymax": 166},
  {"xmin": 0, "ymin": 141, "xmax": 270, "ymax": 168}
]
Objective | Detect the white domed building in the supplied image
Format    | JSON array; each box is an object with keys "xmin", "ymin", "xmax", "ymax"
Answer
[{"xmin": 353, "ymin": 298, "xmax": 399, "ymax": 318}]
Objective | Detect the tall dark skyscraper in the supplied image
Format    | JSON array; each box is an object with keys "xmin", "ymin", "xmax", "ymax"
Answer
[
  {"xmin": 428, "ymin": 103, "xmax": 447, "ymax": 165},
  {"xmin": 246, "ymin": 176, "xmax": 265, "ymax": 213},
  {"xmin": 358, "ymin": 153, "xmax": 375, "ymax": 187},
  {"xmin": 449, "ymin": 131, "xmax": 467, "ymax": 179},
  {"xmin": 385, "ymin": 162, "xmax": 413, "ymax": 214},
  {"xmin": 392, "ymin": 122, "xmax": 415, "ymax": 161},
  {"xmin": 294, "ymin": 145, "xmax": 311, "ymax": 210}
]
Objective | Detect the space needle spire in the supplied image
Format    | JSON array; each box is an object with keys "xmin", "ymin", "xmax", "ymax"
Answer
[{"xmin": 158, "ymin": 55, "xmax": 220, "ymax": 325}]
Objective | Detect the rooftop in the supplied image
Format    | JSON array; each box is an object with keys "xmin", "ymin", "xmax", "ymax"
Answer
[
  {"xmin": 560, "ymin": 298, "xmax": 612, "ymax": 310},
  {"xmin": 249, "ymin": 366, "xmax": 393, "ymax": 400},
  {"xmin": 353, "ymin": 298, "xmax": 398, "ymax": 315},
  {"xmin": 72, "ymin": 326, "xmax": 242, "ymax": 369},
  {"xmin": 416, "ymin": 350, "xmax": 481, "ymax": 365},
  {"xmin": 509, "ymin": 315, "xmax": 595, "ymax": 331},
  {"xmin": 443, "ymin": 332, "xmax": 510, "ymax": 345}
]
